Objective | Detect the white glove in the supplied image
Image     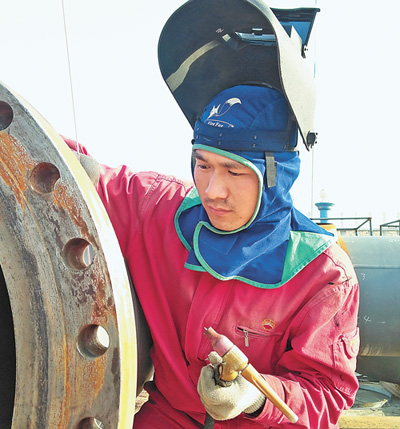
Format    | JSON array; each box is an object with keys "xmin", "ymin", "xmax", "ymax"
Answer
[
  {"xmin": 74, "ymin": 152, "xmax": 100, "ymax": 186},
  {"xmin": 197, "ymin": 352, "xmax": 266, "ymax": 421}
]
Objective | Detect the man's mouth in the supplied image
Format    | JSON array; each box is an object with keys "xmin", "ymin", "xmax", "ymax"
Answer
[{"xmin": 207, "ymin": 205, "xmax": 231, "ymax": 216}]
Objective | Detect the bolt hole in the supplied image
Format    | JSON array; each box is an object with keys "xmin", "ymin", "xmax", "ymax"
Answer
[
  {"xmin": 78, "ymin": 325, "xmax": 110, "ymax": 359},
  {"xmin": 62, "ymin": 238, "xmax": 94, "ymax": 270},
  {"xmin": 30, "ymin": 162, "xmax": 60, "ymax": 194},
  {"xmin": 0, "ymin": 101, "xmax": 13, "ymax": 131},
  {"xmin": 76, "ymin": 417, "xmax": 104, "ymax": 429}
]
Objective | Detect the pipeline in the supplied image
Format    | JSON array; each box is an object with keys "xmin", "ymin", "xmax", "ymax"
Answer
[
  {"xmin": 344, "ymin": 236, "xmax": 400, "ymax": 383},
  {"xmin": 0, "ymin": 81, "xmax": 152, "ymax": 427}
]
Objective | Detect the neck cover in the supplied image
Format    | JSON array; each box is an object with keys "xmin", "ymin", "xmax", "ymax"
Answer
[{"xmin": 176, "ymin": 86, "xmax": 335, "ymax": 288}]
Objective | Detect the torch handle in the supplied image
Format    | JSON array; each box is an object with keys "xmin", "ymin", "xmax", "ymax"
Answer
[{"xmin": 241, "ymin": 364, "xmax": 298, "ymax": 424}]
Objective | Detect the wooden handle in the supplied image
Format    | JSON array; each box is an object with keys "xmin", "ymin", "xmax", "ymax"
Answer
[{"xmin": 242, "ymin": 364, "xmax": 298, "ymax": 424}]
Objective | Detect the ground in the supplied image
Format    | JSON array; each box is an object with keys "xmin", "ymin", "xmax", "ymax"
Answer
[{"xmin": 339, "ymin": 381, "xmax": 400, "ymax": 428}]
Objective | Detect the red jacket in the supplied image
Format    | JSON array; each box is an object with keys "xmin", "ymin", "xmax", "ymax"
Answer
[{"xmin": 65, "ymin": 138, "xmax": 360, "ymax": 428}]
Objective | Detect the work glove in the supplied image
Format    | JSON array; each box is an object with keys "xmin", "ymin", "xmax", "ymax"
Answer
[
  {"xmin": 74, "ymin": 152, "xmax": 100, "ymax": 186},
  {"xmin": 197, "ymin": 352, "xmax": 266, "ymax": 421}
]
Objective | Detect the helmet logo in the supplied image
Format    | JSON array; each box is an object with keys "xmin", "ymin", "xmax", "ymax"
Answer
[{"xmin": 205, "ymin": 97, "xmax": 241, "ymax": 128}]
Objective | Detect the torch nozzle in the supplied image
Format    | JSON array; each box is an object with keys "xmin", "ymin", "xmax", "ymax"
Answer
[{"xmin": 204, "ymin": 327, "xmax": 234, "ymax": 357}]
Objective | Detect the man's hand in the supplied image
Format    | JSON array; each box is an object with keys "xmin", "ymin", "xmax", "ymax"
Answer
[
  {"xmin": 74, "ymin": 152, "xmax": 100, "ymax": 186},
  {"xmin": 197, "ymin": 352, "xmax": 266, "ymax": 421}
]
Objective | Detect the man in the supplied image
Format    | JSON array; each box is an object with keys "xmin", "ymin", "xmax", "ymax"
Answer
[
  {"xmin": 66, "ymin": 1, "xmax": 360, "ymax": 427},
  {"xmin": 66, "ymin": 84, "xmax": 359, "ymax": 428}
]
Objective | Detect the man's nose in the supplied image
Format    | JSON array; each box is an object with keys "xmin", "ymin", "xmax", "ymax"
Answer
[{"xmin": 205, "ymin": 173, "xmax": 228, "ymax": 200}]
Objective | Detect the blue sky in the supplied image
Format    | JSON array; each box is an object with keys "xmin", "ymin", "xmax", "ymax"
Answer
[{"xmin": 2, "ymin": 0, "xmax": 399, "ymax": 227}]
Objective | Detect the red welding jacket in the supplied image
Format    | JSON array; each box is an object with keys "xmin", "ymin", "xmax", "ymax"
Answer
[{"xmin": 63, "ymin": 138, "xmax": 360, "ymax": 428}]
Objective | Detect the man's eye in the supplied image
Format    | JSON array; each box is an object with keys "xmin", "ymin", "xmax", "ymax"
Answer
[{"xmin": 228, "ymin": 171, "xmax": 241, "ymax": 177}]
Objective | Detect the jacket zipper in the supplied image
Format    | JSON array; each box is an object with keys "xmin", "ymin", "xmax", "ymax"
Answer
[
  {"xmin": 243, "ymin": 329, "xmax": 249, "ymax": 347},
  {"xmin": 237, "ymin": 327, "xmax": 252, "ymax": 347},
  {"xmin": 236, "ymin": 326, "xmax": 273, "ymax": 348}
]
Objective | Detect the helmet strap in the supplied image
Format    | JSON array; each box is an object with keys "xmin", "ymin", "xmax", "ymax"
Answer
[{"xmin": 265, "ymin": 151, "xmax": 277, "ymax": 188}]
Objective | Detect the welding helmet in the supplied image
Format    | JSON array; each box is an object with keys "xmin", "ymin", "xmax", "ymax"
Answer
[{"xmin": 158, "ymin": 0, "xmax": 319, "ymax": 150}]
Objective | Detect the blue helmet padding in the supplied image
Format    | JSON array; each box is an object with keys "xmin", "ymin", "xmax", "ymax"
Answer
[{"xmin": 193, "ymin": 85, "xmax": 298, "ymax": 151}]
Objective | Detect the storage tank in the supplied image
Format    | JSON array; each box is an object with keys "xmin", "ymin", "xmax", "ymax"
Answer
[{"xmin": 344, "ymin": 236, "xmax": 400, "ymax": 383}]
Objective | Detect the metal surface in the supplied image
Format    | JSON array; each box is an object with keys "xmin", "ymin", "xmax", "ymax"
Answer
[
  {"xmin": 344, "ymin": 236, "xmax": 400, "ymax": 383},
  {"xmin": 0, "ymin": 81, "xmax": 138, "ymax": 427},
  {"xmin": 312, "ymin": 217, "xmax": 373, "ymax": 236},
  {"xmin": 380, "ymin": 219, "xmax": 400, "ymax": 236}
]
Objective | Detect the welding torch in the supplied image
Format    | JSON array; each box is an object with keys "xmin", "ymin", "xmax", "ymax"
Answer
[{"xmin": 204, "ymin": 327, "xmax": 298, "ymax": 424}]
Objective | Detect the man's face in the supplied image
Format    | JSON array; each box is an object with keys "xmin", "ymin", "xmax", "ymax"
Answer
[{"xmin": 193, "ymin": 149, "xmax": 260, "ymax": 231}]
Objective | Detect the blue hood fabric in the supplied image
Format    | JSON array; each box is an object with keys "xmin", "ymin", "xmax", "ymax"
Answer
[
  {"xmin": 175, "ymin": 86, "xmax": 334, "ymax": 288},
  {"xmin": 193, "ymin": 85, "xmax": 299, "ymax": 152}
]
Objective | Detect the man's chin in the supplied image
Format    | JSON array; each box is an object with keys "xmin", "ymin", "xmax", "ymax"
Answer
[{"xmin": 208, "ymin": 217, "xmax": 240, "ymax": 232}]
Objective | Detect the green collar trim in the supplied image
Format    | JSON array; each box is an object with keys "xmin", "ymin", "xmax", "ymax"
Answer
[
  {"xmin": 174, "ymin": 187, "xmax": 201, "ymax": 251},
  {"xmin": 183, "ymin": 262, "xmax": 206, "ymax": 272},
  {"xmin": 192, "ymin": 228, "xmax": 335, "ymax": 289},
  {"xmin": 278, "ymin": 230, "xmax": 336, "ymax": 288}
]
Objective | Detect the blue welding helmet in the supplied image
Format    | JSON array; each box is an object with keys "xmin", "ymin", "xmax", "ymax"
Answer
[{"xmin": 158, "ymin": 0, "xmax": 319, "ymax": 150}]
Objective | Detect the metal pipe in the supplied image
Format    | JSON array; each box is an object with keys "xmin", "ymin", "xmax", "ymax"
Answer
[
  {"xmin": 315, "ymin": 201, "xmax": 335, "ymax": 223},
  {"xmin": 0, "ymin": 81, "xmax": 142, "ymax": 427}
]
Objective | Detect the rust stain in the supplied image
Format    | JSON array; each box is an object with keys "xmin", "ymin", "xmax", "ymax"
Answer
[
  {"xmin": 0, "ymin": 132, "xmax": 35, "ymax": 208},
  {"xmin": 61, "ymin": 339, "xmax": 110, "ymax": 426},
  {"xmin": 52, "ymin": 181, "xmax": 93, "ymax": 241},
  {"xmin": 90, "ymin": 271, "xmax": 116, "ymax": 320},
  {"xmin": 59, "ymin": 336, "xmax": 71, "ymax": 428},
  {"xmin": 75, "ymin": 345, "xmax": 108, "ymax": 401}
]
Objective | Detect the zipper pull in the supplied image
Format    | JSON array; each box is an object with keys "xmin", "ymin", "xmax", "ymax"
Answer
[{"xmin": 244, "ymin": 329, "xmax": 249, "ymax": 347}]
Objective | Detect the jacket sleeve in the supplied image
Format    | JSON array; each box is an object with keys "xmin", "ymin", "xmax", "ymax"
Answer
[
  {"xmin": 248, "ymin": 250, "xmax": 360, "ymax": 428},
  {"xmin": 61, "ymin": 135, "xmax": 160, "ymax": 255},
  {"xmin": 62, "ymin": 135, "xmax": 90, "ymax": 155}
]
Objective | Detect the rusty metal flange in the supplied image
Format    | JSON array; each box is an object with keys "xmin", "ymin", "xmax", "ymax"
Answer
[{"xmin": 0, "ymin": 82, "xmax": 137, "ymax": 428}]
